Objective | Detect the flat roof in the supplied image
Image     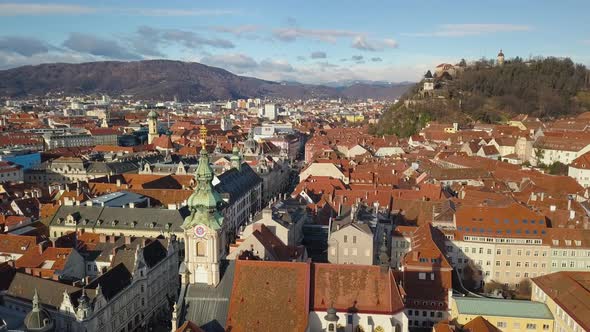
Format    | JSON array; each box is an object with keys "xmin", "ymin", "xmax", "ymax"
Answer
[{"xmin": 453, "ymin": 296, "xmax": 554, "ymax": 320}]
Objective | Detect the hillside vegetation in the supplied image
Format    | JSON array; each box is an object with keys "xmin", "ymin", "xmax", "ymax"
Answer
[{"xmin": 372, "ymin": 57, "xmax": 590, "ymax": 137}]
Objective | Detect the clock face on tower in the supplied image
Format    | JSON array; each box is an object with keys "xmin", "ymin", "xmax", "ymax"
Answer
[{"xmin": 194, "ymin": 225, "xmax": 207, "ymax": 238}]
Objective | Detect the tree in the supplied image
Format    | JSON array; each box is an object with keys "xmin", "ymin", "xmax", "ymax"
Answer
[
  {"xmin": 547, "ymin": 162, "xmax": 568, "ymax": 175},
  {"xmin": 484, "ymin": 281, "xmax": 506, "ymax": 296},
  {"xmin": 517, "ymin": 279, "xmax": 532, "ymax": 299}
]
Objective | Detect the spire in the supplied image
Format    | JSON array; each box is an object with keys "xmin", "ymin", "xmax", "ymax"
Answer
[
  {"xmin": 199, "ymin": 122, "xmax": 208, "ymax": 150},
  {"xmin": 231, "ymin": 144, "xmax": 241, "ymax": 171},
  {"xmin": 32, "ymin": 289, "xmax": 40, "ymax": 312},
  {"xmin": 379, "ymin": 231, "xmax": 390, "ymax": 269},
  {"xmin": 183, "ymin": 124, "xmax": 224, "ymax": 230}
]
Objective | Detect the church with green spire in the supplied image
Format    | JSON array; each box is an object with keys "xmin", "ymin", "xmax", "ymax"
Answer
[{"xmin": 181, "ymin": 125, "xmax": 229, "ymax": 286}]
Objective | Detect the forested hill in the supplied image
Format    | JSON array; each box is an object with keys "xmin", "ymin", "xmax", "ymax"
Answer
[{"xmin": 372, "ymin": 57, "xmax": 590, "ymax": 137}]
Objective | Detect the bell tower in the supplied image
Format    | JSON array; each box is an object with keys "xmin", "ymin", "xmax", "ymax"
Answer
[
  {"xmin": 147, "ymin": 110, "xmax": 158, "ymax": 144},
  {"xmin": 497, "ymin": 49, "xmax": 505, "ymax": 66},
  {"xmin": 182, "ymin": 124, "xmax": 225, "ymax": 286}
]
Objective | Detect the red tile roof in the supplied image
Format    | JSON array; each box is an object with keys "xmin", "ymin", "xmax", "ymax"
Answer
[
  {"xmin": 226, "ymin": 260, "xmax": 310, "ymax": 332},
  {"xmin": 532, "ymin": 272, "xmax": 590, "ymax": 331},
  {"xmin": 311, "ymin": 263, "xmax": 405, "ymax": 314}
]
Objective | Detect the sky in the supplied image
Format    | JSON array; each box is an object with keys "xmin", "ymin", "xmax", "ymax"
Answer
[{"xmin": 0, "ymin": 0, "xmax": 589, "ymax": 84}]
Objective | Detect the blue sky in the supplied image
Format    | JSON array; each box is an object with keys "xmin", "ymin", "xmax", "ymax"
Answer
[{"xmin": 0, "ymin": 0, "xmax": 588, "ymax": 83}]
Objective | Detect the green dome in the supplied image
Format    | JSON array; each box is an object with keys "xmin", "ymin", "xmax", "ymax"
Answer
[
  {"xmin": 24, "ymin": 290, "xmax": 54, "ymax": 332},
  {"xmin": 147, "ymin": 110, "xmax": 158, "ymax": 119},
  {"xmin": 183, "ymin": 148, "xmax": 224, "ymax": 230}
]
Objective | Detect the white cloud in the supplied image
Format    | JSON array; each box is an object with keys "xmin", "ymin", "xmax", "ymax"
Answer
[
  {"xmin": 200, "ymin": 53, "xmax": 258, "ymax": 73},
  {"xmin": 0, "ymin": 3, "xmax": 96, "ymax": 15},
  {"xmin": 0, "ymin": 3, "xmax": 236, "ymax": 16},
  {"xmin": 131, "ymin": 9, "xmax": 236, "ymax": 16},
  {"xmin": 310, "ymin": 51, "xmax": 327, "ymax": 59},
  {"xmin": 211, "ymin": 25, "xmax": 260, "ymax": 38},
  {"xmin": 404, "ymin": 24, "xmax": 532, "ymax": 37},
  {"xmin": 352, "ymin": 36, "xmax": 398, "ymax": 51},
  {"xmin": 273, "ymin": 27, "xmax": 357, "ymax": 43},
  {"xmin": 0, "ymin": 50, "xmax": 99, "ymax": 69}
]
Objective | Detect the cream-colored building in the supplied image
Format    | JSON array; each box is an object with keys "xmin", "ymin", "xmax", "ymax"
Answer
[
  {"xmin": 532, "ymin": 271, "xmax": 589, "ymax": 332},
  {"xmin": 451, "ymin": 297, "xmax": 554, "ymax": 332}
]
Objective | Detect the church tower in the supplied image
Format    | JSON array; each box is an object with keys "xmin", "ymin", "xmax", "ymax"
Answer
[
  {"xmin": 147, "ymin": 110, "xmax": 158, "ymax": 144},
  {"xmin": 182, "ymin": 124, "xmax": 225, "ymax": 286},
  {"xmin": 497, "ymin": 49, "xmax": 505, "ymax": 66},
  {"xmin": 230, "ymin": 144, "xmax": 242, "ymax": 171}
]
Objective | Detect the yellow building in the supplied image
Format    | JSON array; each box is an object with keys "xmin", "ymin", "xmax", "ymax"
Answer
[
  {"xmin": 344, "ymin": 113, "xmax": 365, "ymax": 123},
  {"xmin": 531, "ymin": 272, "xmax": 589, "ymax": 332},
  {"xmin": 451, "ymin": 296, "xmax": 554, "ymax": 332}
]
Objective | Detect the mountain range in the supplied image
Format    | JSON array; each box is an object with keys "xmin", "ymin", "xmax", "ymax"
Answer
[{"xmin": 0, "ymin": 60, "xmax": 412, "ymax": 101}]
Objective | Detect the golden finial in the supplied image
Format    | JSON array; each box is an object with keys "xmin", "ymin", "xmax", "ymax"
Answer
[{"xmin": 199, "ymin": 120, "xmax": 207, "ymax": 149}]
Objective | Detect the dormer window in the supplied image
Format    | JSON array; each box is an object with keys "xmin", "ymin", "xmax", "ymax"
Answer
[
  {"xmin": 111, "ymin": 220, "xmax": 118, "ymax": 226},
  {"xmin": 65, "ymin": 214, "xmax": 77, "ymax": 226},
  {"xmin": 552, "ymin": 240, "xmax": 559, "ymax": 246},
  {"xmin": 575, "ymin": 240, "xmax": 582, "ymax": 246},
  {"xmin": 565, "ymin": 240, "xmax": 572, "ymax": 246}
]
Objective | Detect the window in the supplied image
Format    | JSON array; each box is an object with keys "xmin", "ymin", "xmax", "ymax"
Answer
[
  {"xmin": 343, "ymin": 248, "xmax": 349, "ymax": 256},
  {"xmin": 419, "ymin": 272, "xmax": 426, "ymax": 280},
  {"xmin": 487, "ymin": 249, "xmax": 492, "ymax": 255},
  {"xmin": 196, "ymin": 241, "xmax": 206, "ymax": 257},
  {"xmin": 352, "ymin": 248, "xmax": 357, "ymax": 256},
  {"xmin": 542, "ymin": 324, "xmax": 550, "ymax": 331},
  {"xmin": 347, "ymin": 315, "xmax": 353, "ymax": 325},
  {"xmin": 497, "ymin": 249, "xmax": 502, "ymax": 255},
  {"xmin": 526, "ymin": 323, "xmax": 537, "ymax": 330},
  {"xmin": 352, "ymin": 236, "xmax": 356, "ymax": 244},
  {"xmin": 344, "ymin": 235, "xmax": 347, "ymax": 243},
  {"xmin": 495, "ymin": 261, "xmax": 500, "ymax": 266},
  {"xmin": 498, "ymin": 322, "xmax": 507, "ymax": 328}
]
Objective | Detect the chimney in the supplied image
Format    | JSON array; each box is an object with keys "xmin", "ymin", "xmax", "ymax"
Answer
[
  {"xmin": 116, "ymin": 178, "xmax": 121, "ymax": 187},
  {"xmin": 540, "ymin": 192, "xmax": 545, "ymax": 201},
  {"xmin": 109, "ymin": 235, "xmax": 116, "ymax": 243},
  {"xmin": 570, "ymin": 210, "xmax": 576, "ymax": 220},
  {"xmin": 567, "ymin": 197, "xmax": 572, "ymax": 211}
]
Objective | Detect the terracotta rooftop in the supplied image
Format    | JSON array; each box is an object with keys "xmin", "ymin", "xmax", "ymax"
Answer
[
  {"xmin": 226, "ymin": 260, "xmax": 310, "ymax": 332},
  {"xmin": 311, "ymin": 263, "xmax": 404, "ymax": 314},
  {"xmin": 532, "ymin": 271, "xmax": 590, "ymax": 332}
]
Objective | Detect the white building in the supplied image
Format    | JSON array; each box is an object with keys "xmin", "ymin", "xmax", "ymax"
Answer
[
  {"xmin": 533, "ymin": 136, "xmax": 590, "ymax": 166},
  {"xmin": 568, "ymin": 152, "xmax": 590, "ymax": 188},
  {"xmin": 2, "ymin": 238, "xmax": 179, "ymax": 332}
]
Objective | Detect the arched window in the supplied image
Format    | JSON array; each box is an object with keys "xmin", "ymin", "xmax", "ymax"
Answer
[
  {"xmin": 196, "ymin": 241, "xmax": 206, "ymax": 256},
  {"xmin": 328, "ymin": 323, "xmax": 336, "ymax": 331}
]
